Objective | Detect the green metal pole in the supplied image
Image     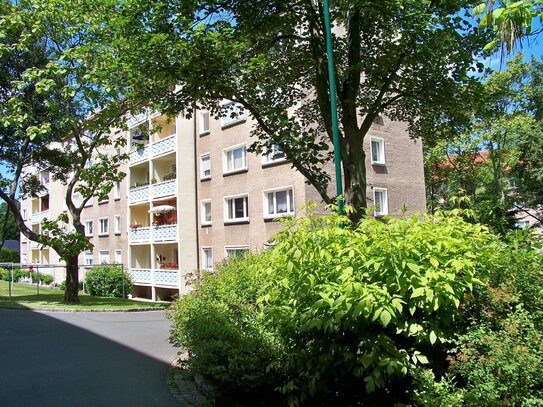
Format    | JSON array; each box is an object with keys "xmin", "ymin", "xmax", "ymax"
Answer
[{"xmin": 323, "ymin": 0, "xmax": 344, "ymax": 215}]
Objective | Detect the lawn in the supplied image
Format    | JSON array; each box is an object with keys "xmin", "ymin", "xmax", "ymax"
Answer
[{"xmin": 0, "ymin": 280, "xmax": 168, "ymax": 311}]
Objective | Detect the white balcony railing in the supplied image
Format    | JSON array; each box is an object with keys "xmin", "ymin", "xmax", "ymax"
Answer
[
  {"xmin": 130, "ymin": 227, "xmax": 151, "ymax": 242},
  {"xmin": 155, "ymin": 269, "xmax": 178, "ymax": 286},
  {"xmin": 129, "ymin": 268, "xmax": 152, "ymax": 284},
  {"xmin": 129, "ymin": 224, "xmax": 178, "ymax": 243},
  {"xmin": 151, "ymin": 179, "xmax": 176, "ymax": 199},
  {"xmin": 151, "ymin": 134, "xmax": 176, "ymax": 157},
  {"xmin": 128, "ymin": 185, "xmax": 149, "ymax": 204},
  {"xmin": 153, "ymin": 224, "xmax": 177, "ymax": 242},
  {"xmin": 31, "ymin": 211, "xmax": 50, "ymax": 224},
  {"xmin": 30, "ymin": 240, "xmax": 40, "ymax": 249},
  {"xmin": 129, "ymin": 144, "xmax": 149, "ymax": 164}
]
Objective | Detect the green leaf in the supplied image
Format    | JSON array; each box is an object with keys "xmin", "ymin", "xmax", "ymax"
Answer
[
  {"xmin": 472, "ymin": 3, "xmax": 486, "ymax": 17},
  {"xmin": 411, "ymin": 287, "xmax": 425, "ymax": 298},
  {"xmin": 379, "ymin": 309, "xmax": 392, "ymax": 327},
  {"xmin": 429, "ymin": 257, "xmax": 440, "ymax": 268},
  {"xmin": 429, "ymin": 330, "xmax": 437, "ymax": 345}
]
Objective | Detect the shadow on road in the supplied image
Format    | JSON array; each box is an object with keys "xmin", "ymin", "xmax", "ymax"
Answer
[{"xmin": 0, "ymin": 308, "xmax": 180, "ymax": 407}]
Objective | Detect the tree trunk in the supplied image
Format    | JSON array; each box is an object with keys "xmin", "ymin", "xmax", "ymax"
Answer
[
  {"xmin": 64, "ymin": 255, "xmax": 80, "ymax": 304},
  {"xmin": 343, "ymin": 140, "xmax": 367, "ymax": 225}
]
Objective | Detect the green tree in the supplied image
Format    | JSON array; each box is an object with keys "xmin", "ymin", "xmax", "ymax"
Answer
[
  {"xmin": 0, "ymin": 0, "xmax": 139, "ymax": 303},
  {"xmin": 425, "ymin": 55, "xmax": 543, "ymax": 233},
  {"xmin": 113, "ymin": 0, "xmax": 489, "ymax": 222},
  {"xmin": 473, "ymin": 0, "xmax": 543, "ymax": 56},
  {"xmin": 0, "ymin": 202, "xmax": 20, "ymax": 242}
]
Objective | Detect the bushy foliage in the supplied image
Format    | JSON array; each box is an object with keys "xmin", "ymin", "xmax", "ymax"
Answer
[
  {"xmin": 31, "ymin": 272, "xmax": 54, "ymax": 285},
  {"xmin": 84, "ymin": 266, "xmax": 132, "ymax": 298},
  {"xmin": 1, "ymin": 267, "xmax": 28, "ymax": 282},
  {"xmin": 435, "ymin": 229, "xmax": 543, "ymax": 406},
  {"xmin": 261, "ymin": 208, "xmax": 499, "ymax": 405},
  {"xmin": 168, "ymin": 252, "xmax": 286, "ymax": 404},
  {"xmin": 0, "ymin": 249, "xmax": 19, "ymax": 263}
]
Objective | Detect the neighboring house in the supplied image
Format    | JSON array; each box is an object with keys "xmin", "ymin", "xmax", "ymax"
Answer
[{"xmin": 20, "ymin": 107, "xmax": 426, "ymax": 301}]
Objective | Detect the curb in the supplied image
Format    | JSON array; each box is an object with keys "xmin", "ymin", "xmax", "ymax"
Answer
[
  {"xmin": 0, "ymin": 305, "xmax": 168, "ymax": 312},
  {"xmin": 168, "ymin": 358, "xmax": 213, "ymax": 407}
]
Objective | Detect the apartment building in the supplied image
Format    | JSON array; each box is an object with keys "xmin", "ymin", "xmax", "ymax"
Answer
[{"xmin": 20, "ymin": 107, "xmax": 425, "ymax": 301}]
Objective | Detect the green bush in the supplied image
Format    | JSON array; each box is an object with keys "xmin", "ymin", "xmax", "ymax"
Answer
[
  {"xmin": 168, "ymin": 252, "xmax": 287, "ymax": 405},
  {"xmin": 0, "ymin": 248, "xmax": 19, "ymax": 263},
  {"xmin": 84, "ymin": 265, "xmax": 132, "ymax": 298},
  {"xmin": 1, "ymin": 267, "xmax": 27, "ymax": 282},
  {"xmin": 31, "ymin": 272, "xmax": 54, "ymax": 285},
  {"xmin": 261, "ymin": 208, "xmax": 500, "ymax": 405}
]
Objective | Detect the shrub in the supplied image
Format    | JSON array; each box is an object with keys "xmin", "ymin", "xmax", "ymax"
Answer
[
  {"xmin": 31, "ymin": 272, "xmax": 54, "ymax": 285},
  {"xmin": 0, "ymin": 268, "xmax": 10, "ymax": 281},
  {"xmin": 1, "ymin": 267, "xmax": 27, "ymax": 282},
  {"xmin": 0, "ymin": 248, "xmax": 19, "ymax": 263},
  {"xmin": 168, "ymin": 252, "xmax": 286, "ymax": 405},
  {"xmin": 84, "ymin": 266, "xmax": 132, "ymax": 298}
]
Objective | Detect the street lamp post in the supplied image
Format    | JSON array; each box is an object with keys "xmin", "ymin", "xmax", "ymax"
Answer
[{"xmin": 323, "ymin": 0, "xmax": 344, "ymax": 215}]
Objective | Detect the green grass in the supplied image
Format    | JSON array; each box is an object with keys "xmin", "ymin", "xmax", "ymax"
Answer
[{"xmin": 0, "ymin": 280, "xmax": 168, "ymax": 311}]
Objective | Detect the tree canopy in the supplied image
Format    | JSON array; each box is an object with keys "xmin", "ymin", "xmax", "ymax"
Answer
[{"xmin": 108, "ymin": 0, "xmax": 490, "ymax": 221}]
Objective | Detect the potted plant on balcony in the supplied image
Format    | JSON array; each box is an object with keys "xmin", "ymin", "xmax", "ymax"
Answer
[
  {"xmin": 162, "ymin": 172, "xmax": 176, "ymax": 181},
  {"xmin": 151, "ymin": 177, "xmax": 157, "ymax": 184},
  {"xmin": 130, "ymin": 223, "xmax": 141, "ymax": 229}
]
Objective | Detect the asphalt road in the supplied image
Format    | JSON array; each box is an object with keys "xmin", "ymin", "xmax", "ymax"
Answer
[{"xmin": 0, "ymin": 309, "xmax": 181, "ymax": 406}]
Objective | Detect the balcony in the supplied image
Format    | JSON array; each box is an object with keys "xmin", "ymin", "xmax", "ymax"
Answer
[
  {"xmin": 30, "ymin": 240, "xmax": 40, "ymax": 249},
  {"xmin": 129, "ymin": 224, "xmax": 178, "ymax": 243},
  {"xmin": 151, "ymin": 179, "xmax": 176, "ymax": 199},
  {"xmin": 130, "ymin": 226, "xmax": 151, "ymax": 243},
  {"xmin": 129, "ymin": 268, "xmax": 152, "ymax": 284},
  {"xmin": 128, "ymin": 185, "xmax": 149, "ymax": 204},
  {"xmin": 129, "ymin": 144, "xmax": 149, "ymax": 164},
  {"xmin": 31, "ymin": 211, "xmax": 50, "ymax": 225},
  {"xmin": 155, "ymin": 269, "xmax": 178, "ymax": 286},
  {"xmin": 151, "ymin": 134, "xmax": 176, "ymax": 158}
]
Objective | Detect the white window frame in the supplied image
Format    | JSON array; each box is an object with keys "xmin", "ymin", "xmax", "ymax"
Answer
[
  {"xmin": 84, "ymin": 220, "xmax": 93, "ymax": 237},
  {"xmin": 220, "ymin": 100, "xmax": 246, "ymax": 127},
  {"xmin": 115, "ymin": 249, "xmax": 122, "ymax": 264},
  {"xmin": 224, "ymin": 194, "xmax": 249, "ymax": 223},
  {"xmin": 225, "ymin": 245, "xmax": 250, "ymax": 258},
  {"xmin": 223, "ymin": 143, "xmax": 247, "ymax": 174},
  {"xmin": 114, "ymin": 215, "xmax": 121, "ymax": 234},
  {"xmin": 262, "ymin": 144, "xmax": 287, "ymax": 165},
  {"xmin": 84, "ymin": 251, "xmax": 93, "ymax": 266},
  {"xmin": 370, "ymin": 137, "xmax": 386, "ymax": 165},
  {"xmin": 199, "ymin": 111, "xmax": 210, "ymax": 135},
  {"xmin": 114, "ymin": 181, "xmax": 121, "ymax": 200},
  {"xmin": 99, "ymin": 250, "xmax": 110, "ymax": 265},
  {"xmin": 201, "ymin": 200, "xmax": 212, "ymax": 225},
  {"xmin": 263, "ymin": 186, "xmax": 294, "ymax": 218},
  {"xmin": 200, "ymin": 153, "xmax": 211, "ymax": 180},
  {"xmin": 98, "ymin": 217, "xmax": 109, "ymax": 236},
  {"xmin": 202, "ymin": 247, "xmax": 213, "ymax": 270},
  {"xmin": 373, "ymin": 188, "xmax": 388, "ymax": 217}
]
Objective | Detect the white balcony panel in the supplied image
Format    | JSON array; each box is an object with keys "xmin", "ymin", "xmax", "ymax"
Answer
[
  {"xmin": 155, "ymin": 270, "xmax": 178, "ymax": 286},
  {"xmin": 130, "ymin": 268, "xmax": 152, "ymax": 284},
  {"xmin": 130, "ymin": 227, "xmax": 151, "ymax": 243},
  {"xmin": 151, "ymin": 135, "xmax": 176, "ymax": 157},
  {"xmin": 30, "ymin": 240, "xmax": 40, "ymax": 249},
  {"xmin": 151, "ymin": 179, "xmax": 176, "ymax": 199},
  {"xmin": 129, "ymin": 185, "xmax": 149, "ymax": 204},
  {"xmin": 31, "ymin": 213, "xmax": 40, "ymax": 224},
  {"xmin": 127, "ymin": 112, "xmax": 148, "ymax": 128},
  {"xmin": 40, "ymin": 211, "xmax": 50, "ymax": 222},
  {"xmin": 129, "ymin": 145, "xmax": 149, "ymax": 164},
  {"xmin": 153, "ymin": 225, "xmax": 177, "ymax": 242}
]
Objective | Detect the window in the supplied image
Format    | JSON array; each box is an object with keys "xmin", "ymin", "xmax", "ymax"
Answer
[
  {"xmin": 84, "ymin": 251, "xmax": 93, "ymax": 266},
  {"xmin": 373, "ymin": 188, "xmax": 388, "ymax": 217},
  {"xmin": 225, "ymin": 246, "xmax": 250, "ymax": 258},
  {"xmin": 114, "ymin": 215, "xmax": 121, "ymax": 234},
  {"xmin": 84, "ymin": 220, "xmax": 93, "ymax": 237},
  {"xmin": 264, "ymin": 187, "xmax": 294, "ymax": 218},
  {"xmin": 99, "ymin": 250, "xmax": 110, "ymax": 265},
  {"xmin": 99, "ymin": 217, "xmax": 109, "ymax": 236},
  {"xmin": 223, "ymin": 144, "xmax": 247, "ymax": 174},
  {"xmin": 201, "ymin": 200, "xmax": 212, "ymax": 225},
  {"xmin": 115, "ymin": 249, "xmax": 122, "ymax": 264},
  {"xmin": 221, "ymin": 100, "xmax": 246, "ymax": 127},
  {"xmin": 200, "ymin": 153, "xmax": 211, "ymax": 179},
  {"xmin": 199, "ymin": 111, "xmax": 210, "ymax": 134},
  {"xmin": 202, "ymin": 247, "xmax": 213, "ymax": 270},
  {"xmin": 225, "ymin": 195, "xmax": 249, "ymax": 223},
  {"xmin": 370, "ymin": 137, "xmax": 385, "ymax": 165},
  {"xmin": 262, "ymin": 144, "xmax": 287, "ymax": 165},
  {"xmin": 114, "ymin": 181, "xmax": 121, "ymax": 200},
  {"xmin": 516, "ymin": 220, "xmax": 530, "ymax": 228},
  {"xmin": 22, "ymin": 209, "xmax": 27, "ymax": 220}
]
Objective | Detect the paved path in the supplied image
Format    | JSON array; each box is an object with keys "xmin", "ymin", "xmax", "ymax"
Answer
[{"xmin": 0, "ymin": 309, "xmax": 181, "ymax": 406}]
